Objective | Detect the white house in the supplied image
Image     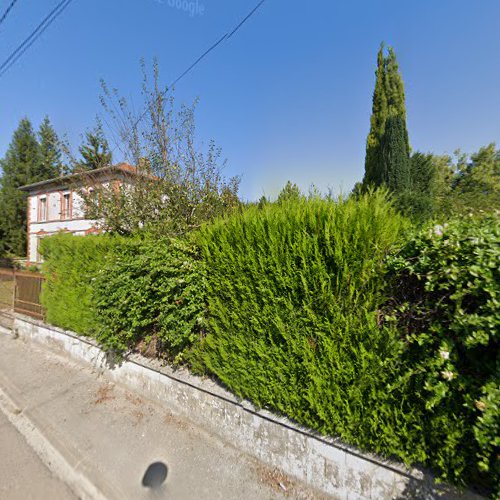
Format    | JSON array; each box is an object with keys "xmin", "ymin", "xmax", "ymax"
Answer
[{"xmin": 19, "ymin": 163, "xmax": 138, "ymax": 264}]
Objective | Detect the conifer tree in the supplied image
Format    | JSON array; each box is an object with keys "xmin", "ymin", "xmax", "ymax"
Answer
[
  {"xmin": 76, "ymin": 122, "xmax": 112, "ymax": 171},
  {"xmin": 362, "ymin": 44, "xmax": 410, "ymax": 193},
  {"xmin": 364, "ymin": 45, "xmax": 388, "ymax": 186},
  {"xmin": 38, "ymin": 116, "xmax": 63, "ymax": 179},
  {"xmin": 379, "ymin": 116, "xmax": 410, "ymax": 191},
  {"xmin": 277, "ymin": 181, "xmax": 302, "ymax": 203},
  {"xmin": 384, "ymin": 47, "xmax": 407, "ymax": 118},
  {"xmin": 0, "ymin": 118, "xmax": 41, "ymax": 256}
]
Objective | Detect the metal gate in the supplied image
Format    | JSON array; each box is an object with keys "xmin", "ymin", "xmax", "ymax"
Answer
[
  {"xmin": 0, "ymin": 268, "xmax": 45, "ymax": 320},
  {"xmin": 14, "ymin": 271, "xmax": 45, "ymax": 319}
]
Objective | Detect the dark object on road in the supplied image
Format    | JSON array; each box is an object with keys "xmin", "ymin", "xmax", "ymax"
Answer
[{"xmin": 142, "ymin": 462, "xmax": 168, "ymax": 489}]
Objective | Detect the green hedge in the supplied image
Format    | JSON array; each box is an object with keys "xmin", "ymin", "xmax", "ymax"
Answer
[
  {"xmin": 92, "ymin": 237, "xmax": 205, "ymax": 359},
  {"xmin": 194, "ymin": 193, "xmax": 429, "ymax": 463},
  {"xmin": 41, "ymin": 232, "xmax": 205, "ymax": 360},
  {"xmin": 40, "ymin": 233, "xmax": 123, "ymax": 335}
]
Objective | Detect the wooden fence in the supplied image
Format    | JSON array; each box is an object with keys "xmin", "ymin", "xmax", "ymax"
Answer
[{"xmin": 0, "ymin": 268, "xmax": 44, "ymax": 320}]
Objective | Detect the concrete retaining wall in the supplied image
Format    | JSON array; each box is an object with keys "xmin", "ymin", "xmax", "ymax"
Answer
[{"xmin": 11, "ymin": 315, "xmax": 479, "ymax": 499}]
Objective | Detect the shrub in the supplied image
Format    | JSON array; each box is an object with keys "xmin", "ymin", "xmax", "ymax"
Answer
[
  {"xmin": 40, "ymin": 233, "xmax": 123, "ymax": 335},
  {"xmin": 194, "ymin": 192, "xmax": 431, "ymax": 462},
  {"xmin": 92, "ymin": 236, "xmax": 206, "ymax": 359},
  {"xmin": 384, "ymin": 213, "xmax": 500, "ymax": 490}
]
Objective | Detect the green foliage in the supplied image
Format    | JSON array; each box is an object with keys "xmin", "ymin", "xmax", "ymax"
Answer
[
  {"xmin": 0, "ymin": 117, "xmax": 64, "ymax": 257},
  {"xmin": 76, "ymin": 121, "xmax": 112, "ymax": 171},
  {"xmin": 92, "ymin": 236, "xmax": 206, "ymax": 359},
  {"xmin": 379, "ymin": 115, "xmax": 410, "ymax": 191},
  {"xmin": 474, "ymin": 380, "xmax": 500, "ymax": 498},
  {"xmin": 403, "ymin": 144, "xmax": 500, "ymax": 223},
  {"xmin": 41, "ymin": 232, "xmax": 206, "ymax": 361},
  {"xmin": 277, "ymin": 181, "xmax": 303, "ymax": 203},
  {"xmin": 409, "ymin": 152, "xmax": 437, "ymax": 197},
  {"xmin": 393, "ymin": 145, "xmax": 500, "ymax": 224},
  {"xmin": 195, "ymin": 192, "xmax": 431, "ymax": 463},
  {"xmin": 38, "ymin": 116, "xmax": 63, "ymax": 179},
  {"xmin": 395, "ymin": 152, "xmax": 438, "ymax": 223},
  {"xmin": 0, "ymin": 119, "xmax": 43, "ymax": 256},
  {"xmin": 450, "ymin": 143, "xmax": 500, "ymax": 214},
  {"xmin": 364, "ymin": 44, "xmax": 409, "ymax": 192},
  {"xmin": 40, "ymin": 233, "xmax": 123, "ymax": 335},
  {"xmin": 364, "ymin": 45, "xmax": 389, "ymax": 186},
  {"xmin": 384, "ymin": 214, "xmax": 500, "ymax": 488}
]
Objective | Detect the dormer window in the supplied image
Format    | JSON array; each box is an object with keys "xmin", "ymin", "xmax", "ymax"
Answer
[
  {"xmin": 61, "ymin": 192, "xmax": 72, "ymax": 220},
  {"xmin": 39, "ymin": 196, "xmax": 47, "ymax": 222}
]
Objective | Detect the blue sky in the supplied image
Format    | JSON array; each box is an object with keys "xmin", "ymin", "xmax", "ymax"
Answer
[{"xmin": 1, "ymin": 0, "xmax": 499, "ymax": 200}]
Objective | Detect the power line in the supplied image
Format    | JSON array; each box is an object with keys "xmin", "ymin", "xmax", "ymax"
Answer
[
  {"xmin": 170, "ymin": 32, "xmax": 228, "ymax": 88},
  {"xmin": 132, "ymin": 0, "xmax": 268, "ymax": 129},
  {"xmin": 0, "ymin": 0, "xmax": 74, "ymax": 78},
  {"xmin": 0, "ymin": 0, "xmax": 73, "ymax": 76},
  {"xmin": 0, "ymin": 0, "xmax": 19, "ymax": 28},
  {"xmin": 226, "ymin": 0, "xmax": 266, "ymax": 40}
]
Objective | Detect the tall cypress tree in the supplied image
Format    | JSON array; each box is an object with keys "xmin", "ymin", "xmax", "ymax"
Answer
[
  {"xmin": 379, "ymin": 115, "xmax": 410, "ymax": 191},
  {"xmin": 38, "ymin": 116, "xmax": 63, "ymax": 179},
  {"xmin": 0, "ymin": 118, "xmax": 41, "ymax": 256},
  {"xmin": 364, "ymin": 45, "xmax": 388, "ymax": 186},
  {"xmin": 385, "ymin": 47, "xmax": 407, "ymax": 119},
  {"xmin": 362, "ymin": 44, "xmax": 410, "ymax": 193}
]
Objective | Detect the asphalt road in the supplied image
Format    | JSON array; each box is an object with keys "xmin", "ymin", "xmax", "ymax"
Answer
[
  {"xmin": 0, "ymin": 331, "xmax": 318, "ymax": 500},
  {"xmin": 0, "ymin": 410, "xmax": 76, "ymax": 499}
]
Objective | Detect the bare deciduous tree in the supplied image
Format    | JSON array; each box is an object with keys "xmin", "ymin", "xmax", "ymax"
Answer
[{"xmin": 81, "ymin": 60, "xmax": 240, "ymax": 236}]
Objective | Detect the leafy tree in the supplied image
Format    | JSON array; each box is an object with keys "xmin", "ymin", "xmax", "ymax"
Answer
[
  {"xmin": 398, "ymin": 145, "xmax": 500, "ymax": 222},
  {"xmin": 83, "ymin": 61, "xmax": 240, "ymax": 236},
  {"xmin": 451, "ymin": 143, "xmax": 500, "ymax": 213},
  {"xmin": 362, "ymin": 44, "xmax": 410, "ymax": 194},
  {"xmin": 0, "ymin": 118, "xmax": 41, "ymax": 256},
  {"xmin": 76, "ymin": 122, "xmax": 112, "ymax": 171},
  {"xmin": 428, "ymin": 154, "xmax": 454, "ymax": 213},
  {"xmin": 38, "ymin": 116, "xmax": 63, "ymax": 179}
]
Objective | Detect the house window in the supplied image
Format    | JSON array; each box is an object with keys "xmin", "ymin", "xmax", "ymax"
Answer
[
  {"xmin": 62, "ymin": 192, "xmax": 72, "ymax": 220},
  {"xmin": 39, "ymin": 197, "xmax": 47, "ymax": 222}
]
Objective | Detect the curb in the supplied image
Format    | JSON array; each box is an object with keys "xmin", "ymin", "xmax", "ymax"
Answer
[{"xmin": 0, "ymin": 383, "xmax": 107, "ymax": 500}]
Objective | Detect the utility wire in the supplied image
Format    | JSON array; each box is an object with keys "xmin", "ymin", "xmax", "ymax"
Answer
[
  {"xmin": 0, "ymin": 0, "xmax": 74, "ymax": 78},
  {"xmin": 0, "ymin": 0, "xmax": 19, "ymax": 28},
  {"xmin": 226, "ymin": 0, "xmax": 266, "ymax": 40},
  {"xmin": 132, "ymin": 0, "xmax": 268, "ymax": 130}
]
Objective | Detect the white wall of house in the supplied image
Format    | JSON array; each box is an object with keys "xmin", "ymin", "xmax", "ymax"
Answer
[{"xmin": 27, "ymin": 188, "xmax": 99, "ymax": 263}]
